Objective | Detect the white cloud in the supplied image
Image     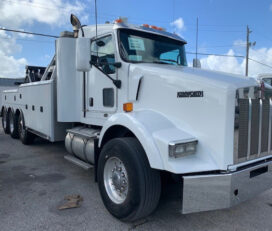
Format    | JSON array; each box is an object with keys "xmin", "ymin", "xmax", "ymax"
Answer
[
  {"xmin": 0, "ymin": 30, "xmax": 27, "ymax": 77},
  {"xmin": 233, "ymin": 39, "xmax": 246, "ymax": 47},
  {"xmin": 270, "ymin": 4, "xmax": 272, "ymax": 11},
  {"xmin": 0, "ymin": 0, "xmax": 88, "ymax": 78},
  {"xmin": 0, "ymin": 50, "xmax": 27, "ymax": 78},
  {"xmin": 0, "ymin": 0, "xmax": 87, "ymax": 28},
  {"xmin": 170, "ymin": 17, "xmax": 185, "ymax": 32},
  {"xmin": 199, "ymin": 47, "xmax": 272, "ymax": 77}
]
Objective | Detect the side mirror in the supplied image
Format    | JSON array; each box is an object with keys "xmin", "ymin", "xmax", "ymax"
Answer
[
  {"xmin": 193, "ymin": 58, "xmax": 201, "ymax": 68},
  {"xmin": 14, "ymin": 82, "xmax": 23, "ymax": 85},
  {"xmin": 96, "ymin": 40, "xmax": 105, "ymax": 47},
  {"xmin": 76, "ymin": 38, "xmax": 91, "ymax": 72}
]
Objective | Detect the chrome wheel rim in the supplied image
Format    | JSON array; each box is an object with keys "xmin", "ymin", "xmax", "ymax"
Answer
[
  {"xmin": 104, "ymin": 156, "xmax": 129, "ymax": 204},
  {"xmin": 9, "ymin": 113, "xmax": 14, "ymax": 133}
]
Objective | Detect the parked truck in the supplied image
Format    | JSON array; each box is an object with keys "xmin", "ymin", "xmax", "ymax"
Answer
[{"xmin": 1, "ymin": 14, "xmax": 272, "ymax": 221}]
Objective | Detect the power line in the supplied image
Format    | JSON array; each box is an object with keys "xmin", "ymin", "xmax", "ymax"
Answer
[
  {"xmin": 249, "ymin": 58, "xmax": 272, "ymax": 69},
  {"xmin": 186, "ymin": 52, "xmax": 245, "ymax": 58},
  {"xmin": 198, "ymin": 44, "xmax": 246, "ymax": 49},
  {"xmin": 1, "ymin": 25, "xmax": 272, "ymax": 70},
  {"xmin": 187, "ymin": 52, "xmax": 272, "ymax": 69},
  {"xmin": 0, "ymin": 28, "xmax": 58, "ymax": 38},
  {"xmin": 198, "ymin": 29, "xmax": 244, "ymax": 33},
  {"xmin": 0, "ymin": 36, "xmax": 54, "ymax": 43},
  {"xmin": 198, "ymin": 24, "xmax": 245, "ymax": 27}
]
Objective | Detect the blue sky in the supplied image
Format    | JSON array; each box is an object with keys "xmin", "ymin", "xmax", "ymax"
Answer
[{"xmin": 0, "ymin": 0, "xmax": 272, "ymax": 77}]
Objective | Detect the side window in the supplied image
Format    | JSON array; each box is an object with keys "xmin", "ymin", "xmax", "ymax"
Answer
[
  {"xmin": 263, "ymin": 78, "xmax": 272, "ymax": 86},
  {"xmin": 91, "ymin": 35, "xmax": 116, "ymax": 74}
]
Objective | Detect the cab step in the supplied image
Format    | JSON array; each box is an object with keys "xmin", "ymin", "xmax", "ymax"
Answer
[{"xmin": 64, "ymin": 155, "xmax": 93, "ymax": 170}]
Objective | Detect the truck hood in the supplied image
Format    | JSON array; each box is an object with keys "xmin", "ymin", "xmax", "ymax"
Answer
[
  {"xmin": 128, "ymin": 63, "xmax": 258, "ymax": 171},
  {"xmin": 130, "ymin": 63, "xmax": 258, "ymax": 91}
]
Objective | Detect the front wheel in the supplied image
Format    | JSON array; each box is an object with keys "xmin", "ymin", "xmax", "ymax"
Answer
[{"xmin": 97, "ymin": 137, "xmax": 161, "ymax": 222}]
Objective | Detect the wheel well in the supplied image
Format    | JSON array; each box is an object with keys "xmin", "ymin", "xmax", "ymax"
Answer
[
  {"xmin": 95, "ymin": 125, "xmax": 141, "ymax": 182},
  {"xmin": 100, "ymin": 125, "xmax": 136, "ymax": 148}
]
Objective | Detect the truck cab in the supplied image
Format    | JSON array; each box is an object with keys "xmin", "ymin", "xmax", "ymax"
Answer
[{"xmin": 2, "ymin": 15, "xmax": 272, "ymax": 222}]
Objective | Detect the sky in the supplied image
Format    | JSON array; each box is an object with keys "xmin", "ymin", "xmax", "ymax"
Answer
[{"xmin": 0, "ymin": 0, "xmax": 272, "ymax": 78}]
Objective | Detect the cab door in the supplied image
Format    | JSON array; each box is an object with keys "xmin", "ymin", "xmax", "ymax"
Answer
[{"xmin": 86, "ymin": 34, "xmax": 118, "ymax": 119}]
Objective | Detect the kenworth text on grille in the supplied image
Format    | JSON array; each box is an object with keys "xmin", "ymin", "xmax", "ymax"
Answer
[{"xmin": 1, "ymin": 15, "xmax": 272, "ymax": 221}]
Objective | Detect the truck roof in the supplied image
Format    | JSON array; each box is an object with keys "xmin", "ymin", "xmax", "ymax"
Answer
[{"xmin": 81, "ymin": 23, "xmax": 187, "ymax": 44}]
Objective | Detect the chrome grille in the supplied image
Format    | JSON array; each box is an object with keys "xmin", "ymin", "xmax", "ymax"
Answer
[{"xmin": 234, "ymin": 87, "xmax": 272, "ymax": 164}]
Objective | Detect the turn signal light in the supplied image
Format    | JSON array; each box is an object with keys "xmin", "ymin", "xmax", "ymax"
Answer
[{"xmin": 123, "ymin": 103, "xmax": 133, "ymax": 112}]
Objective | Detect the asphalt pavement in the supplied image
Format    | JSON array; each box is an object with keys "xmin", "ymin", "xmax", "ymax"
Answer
[{"xmin": 1, "ymin": 127, "xmax": 272, "ymax": 231}]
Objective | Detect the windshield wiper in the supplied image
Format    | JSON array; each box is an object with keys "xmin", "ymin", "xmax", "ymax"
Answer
[
  {"xmin": 159, "ymin": 58, "xmax": 178, "ymax": 64},
  {"xmin": 152, "ymin": 60, "xmax": 173, "ymax": 65}
]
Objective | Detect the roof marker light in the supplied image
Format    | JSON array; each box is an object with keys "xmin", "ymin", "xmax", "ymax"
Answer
[
  {"xmin": 141, "ymin": 24, "xmax": 166, "ymax": 31},
  {"xmin": 114, "ymin": 17, "xmax": 128, "ymax": 24}
]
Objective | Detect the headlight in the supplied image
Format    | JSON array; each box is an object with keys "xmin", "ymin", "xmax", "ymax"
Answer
[{"xmin": 169, "ymin": 140, "xmax": 198, "ymax": 158}]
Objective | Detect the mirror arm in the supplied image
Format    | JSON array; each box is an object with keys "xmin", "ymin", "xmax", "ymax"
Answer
[{"xmin": 90, "ymin": 61, "xmax": 122, "ymax": 89}]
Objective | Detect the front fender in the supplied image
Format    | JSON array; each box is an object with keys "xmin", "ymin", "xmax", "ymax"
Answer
[{"xmin": 99, "ymin": 110, "xmax": 205, "ymax": 173}]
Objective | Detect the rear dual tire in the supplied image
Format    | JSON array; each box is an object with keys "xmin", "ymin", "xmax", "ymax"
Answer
[
  {"xmin": 9, "ymin": 110, "xmax": 19, "ymax": 139},
  {"xmin": 1, "ymin": 108, "xmax": 10, "ymax": 134},
  {"xmin": 18, "ymin": 113, "xmax": 35, "ymax": 145},
  {"xmin": 98, "ymin": 137, "xmax": 161, "ymax": 222}
]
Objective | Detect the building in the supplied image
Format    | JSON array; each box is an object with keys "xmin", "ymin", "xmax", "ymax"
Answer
[{"xmin": 0, "ymin": 78, "xmax": 24, "ymax": 111}]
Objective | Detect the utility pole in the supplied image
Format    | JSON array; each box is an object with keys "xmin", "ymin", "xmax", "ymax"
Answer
[
  {"xmin": 245, "ymin": 25, "xmax": 256, "ymax": 76},
  {"xmin": 196, "ymin": 17, "xmax": 198, "ymax": 61}
]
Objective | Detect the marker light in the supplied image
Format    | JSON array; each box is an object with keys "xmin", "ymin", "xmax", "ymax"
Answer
[
  {"xmin": 169, "ymin": 140, "xmax": 198, "ymax": 158},
  {"xmin": 114, "ymin": 17, "xmax": 128, "ymax": 24},
  {"xmin": 150, "ymin": 25, "xmax": 159, "ymax": 30},
  {"xmin": 141, "ymin": 24, "xmax": 166, "ymax": 31},
  {"xmin": 123, "ymin": 103, "xmax": 133, "ymax": 112},
  {"xmin": 115, "ymin": 18, "xmax": 123, "ymax": 23}
]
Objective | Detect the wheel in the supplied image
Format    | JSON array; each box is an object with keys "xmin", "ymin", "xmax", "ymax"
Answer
[
  {"xmin": 97, "ymin": 137, "xmax": 161, "ymax": 222},
  {"xmin": 9, "ymin": 110, "xmax": 19, "ymax": 139},
  {"xmin": 18, "ymin": 113, "xmax": 35, "ymax": 145},
  {"xmin": 1, "ymin": 108, "xmax": 10, "ymax": 134}
]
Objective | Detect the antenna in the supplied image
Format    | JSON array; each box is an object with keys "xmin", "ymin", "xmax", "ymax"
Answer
[
  {"xmin": 95, "ymin": 0, "xmax": 98, "ymax": 39},
  {"xmin": 196, "ymin": 17, "xmax": 198, "ymax": 61}
]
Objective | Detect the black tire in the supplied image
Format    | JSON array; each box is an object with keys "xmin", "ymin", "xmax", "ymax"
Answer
[
  {"xmin": 18, "ymin": 113, "xmax": 35, "ymax": 145},
  {"xmin": 97, "ymin": 137, "xmax": 161, "ymax": 222},
  {"xmin": 9, "ymin": 110, "xmax": 19, "ymax": 139},
  {"xmin": 1, "ymin": 108, "xmax": 10, "ymax": 134}
]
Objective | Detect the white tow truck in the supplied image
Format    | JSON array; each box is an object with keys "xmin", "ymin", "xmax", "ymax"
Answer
[{"xmin": 1, "ymin": 15, "xmax": 272, "ymax": 221}]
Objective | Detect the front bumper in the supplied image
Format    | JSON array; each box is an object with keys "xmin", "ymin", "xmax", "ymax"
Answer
[{"xmin": 182, "ymin": 160, "xmax": 272, "ymax": 214}]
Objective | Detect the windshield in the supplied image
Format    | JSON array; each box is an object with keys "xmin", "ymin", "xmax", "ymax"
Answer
[{"xmin": 118, "ymin": 29, "xmax": 187, "ymax": 66}]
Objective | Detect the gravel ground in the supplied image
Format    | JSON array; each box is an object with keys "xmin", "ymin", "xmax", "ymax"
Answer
[{"xmin": 1, "ymin": 127, "xmax": 272, "ymax": 231}]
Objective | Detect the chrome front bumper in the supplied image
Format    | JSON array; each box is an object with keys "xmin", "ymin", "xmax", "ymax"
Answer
[{"xmin": 182, "ymin": 160, "xmax": 272, "ymax": 214}]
